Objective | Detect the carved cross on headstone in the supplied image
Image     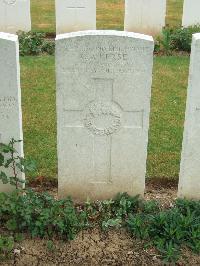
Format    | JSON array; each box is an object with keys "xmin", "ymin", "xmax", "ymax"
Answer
[{"xmin": 64, "ymin": 78, "xmax": 144, "ymax": 184}]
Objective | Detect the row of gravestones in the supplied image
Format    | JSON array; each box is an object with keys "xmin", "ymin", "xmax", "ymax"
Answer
[
  {"xmin": 1, "ymin": 0, "xmax": 200, "ymax": 35},
  {"xmin": 0, "ymin": 30, "xmax": 200, "ymax": 201}
]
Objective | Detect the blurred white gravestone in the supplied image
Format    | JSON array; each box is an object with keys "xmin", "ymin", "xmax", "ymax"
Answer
[
  {"xmin": 56, "ymin": 0, "xmax": 96, "ymax": 34},
  {"xmin": 56, "ymin": 30, "xmax": 154, "ymax": 201},
  {"xmin": 0, "ymin": 0, "xmax": 31, "ymax": 33},
  {"xmin": 178, "ymin": 34, "xmax": 200, "ymax": 200},
  {"xmin": 124, "ymin": 0, "xmax": 166, "ymax": 36},
  {"xmin": 182, "ymin": 0, "xmax": 200, "ymax": 27},
  {"xmin": 0, "ymin": 32, "xmax": 24, "ymax": 192}
]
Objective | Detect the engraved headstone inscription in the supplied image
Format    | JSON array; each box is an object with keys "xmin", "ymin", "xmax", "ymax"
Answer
[
  {"xmin": 182, "ymin": 0, "xmax": 200, "ymax": 27},
  {"xmin": 56, "ymin": 0, "xmax": 96, "ymax": 34},
  {"xmin": 0, "ymin": 0, "xmax": 31, "ymax": 33},
  {"xmin": 178, "ymin": 34, "xmax": 200, "ymax": 199},
  {"xmin": 124, "ymin": 0, "xmax": 166, "ymax": 36},
  {"xmin": 0, "ymin": 32, "xmax": 24, "ymax": 192},
  {"xmin": 56, "ymin": 31, "xmax": 154, "ymax": 201}
]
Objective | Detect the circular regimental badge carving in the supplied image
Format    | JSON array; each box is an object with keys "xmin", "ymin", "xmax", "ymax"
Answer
[
  {"xmin": 84, "ymin": 101, "xmax": 122, "ymax": 136},
  {"xmin": 3, "ymin": 0, "xmax": 16, "ymax": 5}
]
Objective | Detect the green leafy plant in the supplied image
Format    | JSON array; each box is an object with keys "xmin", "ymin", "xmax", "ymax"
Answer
[
  {"xmin": 158, "ymin": 28, "xmax": 173, "ymax": 55},
  {"xmin": 156, "ymin": 25, "xmax": 200, "ymax": 54},
  {"xmin": 127, "ymin": 214, "xmax": 149, "ymax": 239},
  {"xmin": 0, "ymin": 138, "xmax": 36, "ymax": 189},
  {"xmin": 0, "ymin": 190, "xmax": 81, "ymax": 240},
  {"xmin": 157, "ymin": 241, "xmax": 180, "ymax": 264},
  {"xmin": 140, "ymin": 200, "xmax": 160, "ymax": 214},
  {"xmin": 102, "ymin": 218, "xmax": 121, "ymax": 230},
  {"xmin": 170, "ymin": 25, "xmax": 200, "ymax": 52},
  {"xmin": 46, "ymin": 240, "xmax": 55, "ymax": 252},
  {"xmin": 18, "ymin": 31, "xmax": 55, "ymax": 56},
  {"xmin": 0, "ymin": 186, "xmax": 199, "ymax": 263},
  {"xmin": 127, "ymin": 199, "xmax": 200, "ymax": 263},
  {"xmin": 83, "ymin": 193, "xmax": 141, "ymax": 229},
  {"xmin": 0, "ymin": 235, "xmax": 14, "ymax": 261}
]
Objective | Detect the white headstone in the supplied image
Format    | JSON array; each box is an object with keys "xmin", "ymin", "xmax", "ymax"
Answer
[
  {"xmin": 178, "ymin": 34, "xmax": 200, "ymax": 200},
  {"xmin": 0, "ymin": 32, "xmax": 24, "ymax": 192},
  {"xmin": 182, "ymin": 0, "xmax": 200, "ymax": 27},
  {"xmin": 124, "ymin": 0, "xmax": 166, "ymax": 36},
  {"xmin": 56, "ymin": 30, "xmax": 154, "ymax": 201},
  {"xmin": 56, "ymin": 0, "xmax": 96, "ymax": 34},
  {"xmin": 0, "ymin": 0, "xmax": 31, "ymax": 34}
]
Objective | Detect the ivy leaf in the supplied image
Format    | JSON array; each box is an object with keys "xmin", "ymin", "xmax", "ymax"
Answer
[
  {"xmin": 0, "ymin": 171, "xmax": 9, "ymax": 184},
  {"xmin": 0, "ymin": 143, "xmax": 12, "ymax": 153},
  {"xmin": 0, "ymin": 153, "xmax": 4, "ymax": 166},
  {"xmin": 16, "ymin": 162, "xmax": 24, "ymax": 172},
  {"xmin": 4, "ymin": 158, "xmax": 13, "ymax": 168},
  {"xmin": 6, "ymin": 219, "xmax": 17, "ymax": 231}
]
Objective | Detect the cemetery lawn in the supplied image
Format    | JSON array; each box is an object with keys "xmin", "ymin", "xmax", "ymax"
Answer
[
  {"xmin": 31, "ymin": 0, "xmax": 183, "ymax": 33},
  {"xmin": 20, "ymin": 55, "xmax": 189, "ymax": 180},
  {"xmin": 31, "ymin": 0, "xmax": 55, "ymax": 33},
  {"xmin": 166, "ymin": 0, "xmax": 183, "ymax": 27},
  {"xmin": 20, "ymin": 55, "xmax": 57, "ymax": 179}
]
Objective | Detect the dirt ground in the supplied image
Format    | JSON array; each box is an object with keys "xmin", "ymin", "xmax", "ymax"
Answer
[{"xmin": 1, "ymin": 180, "xmax": 200, "ymax": 266}]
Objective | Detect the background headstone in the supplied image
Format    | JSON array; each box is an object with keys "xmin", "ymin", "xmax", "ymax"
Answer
[
  {"xmin": 0, "ymin": 0, "xmax": 31, "ymax": 33},
  {"xmin": 178, "ymin": 34, "xmax": 200, "ymax": 200},
  {"xmin": 0, "ymin": 32, "xmax": 24, "ymax": 192},
  {"xmin": 56, "ymin": 30, "xmax": 154, "ymax": 201},
  {"xmin": 124, "ymin": 0, "xmax": 166, "ymax": 36},
  {"xmin": 56, "ymin": 0, "xmax": 96, "ymax": 34},
  {"xmin": 182, "ymin": 0, "xmax": 200, "ymax": 27}
]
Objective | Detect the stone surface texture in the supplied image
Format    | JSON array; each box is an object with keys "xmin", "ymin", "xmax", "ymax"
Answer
[
  {"xmin": 124, "ymin": 0, "xmax": 166, "ymax": 36},
  {"xmin": 182, "ymin": 0, "xmax": 200, "ymax": 27},
  {"xmin": 178, "ymin": 34, "xmax": 200, "ymax": 199},
  {"xmin": 56, "ymin": 0, "xmax": 96, "ymax": 34},
  {"xmin": 0, "ymin": 32, "xmax": 24, "ymax": 192},
  {"xmin": 0, "ymin": 0, "xmax": 31, "ymax": 33},
  {"xmin": 56, "ymin": 30, "xmax": 154, "ymax": 201}
]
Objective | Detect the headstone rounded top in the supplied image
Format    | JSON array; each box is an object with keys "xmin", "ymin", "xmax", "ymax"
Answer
[
  {"xmin": 0, "ymin": 32, "xmax": 18, "ymax": 42},
  {"xmin": 56, "ymin": 30, "xmax": 154, "ymax": 42}
]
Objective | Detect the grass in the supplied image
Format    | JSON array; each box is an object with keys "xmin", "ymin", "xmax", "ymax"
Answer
[
  {"xmin": 96, "ymin": 0, "xmax": 124, "ymax": 30},
  {"xmin": 31, "ymin": 0, "xmax": 55, "ymax": 33},
  {"xmin": 166, "ymin": 0, "xmax": 183, "ymax": 28},
  {"xmin": 20, "ymin": 55, "xmax": 189, "ymax": 179},
  {"xmin": 20, "ymin": 56, "xmax": 56, "ymax": 178},
  {"xmin": 147, "ymin": 56, "xmax": 189, "ymax": 178},
  {"xmin": 31, "ymin": 0, "xmax": 184, "ymax": 33}
]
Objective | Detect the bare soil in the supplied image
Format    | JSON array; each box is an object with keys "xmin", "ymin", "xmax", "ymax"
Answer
[{"xmin": 1, "ymin": 179, "xmax": 200, "ymax": 266}]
